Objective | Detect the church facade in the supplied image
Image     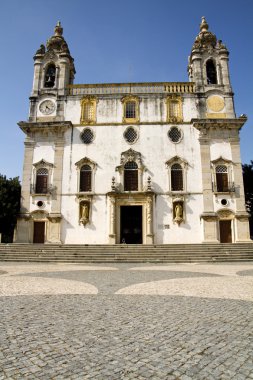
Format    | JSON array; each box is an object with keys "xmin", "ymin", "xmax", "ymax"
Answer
[{"xmin": 15, "ymin": 18, "xmax": 250, "ymax": 244}]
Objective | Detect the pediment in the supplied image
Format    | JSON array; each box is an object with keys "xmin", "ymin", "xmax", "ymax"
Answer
[
  {"xmin": 165, "ymin": 156, "xmax": 188, "ymax": 167},
  {"xmin": 33, "ymin": 159, "xmax": 54, "ymax": 168},
  {"xmin": 75, "ymin": 157, "xmax": 97, "ymax": 169},
  {"xmin": 211, "ymin": 156, "xmax": 234, "ymax": 165}
]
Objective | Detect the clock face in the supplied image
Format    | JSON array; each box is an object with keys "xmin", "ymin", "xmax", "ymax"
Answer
[{"xmin": 39, "ymin": 100, "xmax": 56, "ymax": 115}]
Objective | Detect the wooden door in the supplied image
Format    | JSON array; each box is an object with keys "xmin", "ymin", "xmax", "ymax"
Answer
[
  {"xmin": 33, "ymin": 222, "xmax": 45, "ymax": 243},
  {"xmin": 219, "ymin": 220, "xmax": 232, "ymax": 243}
]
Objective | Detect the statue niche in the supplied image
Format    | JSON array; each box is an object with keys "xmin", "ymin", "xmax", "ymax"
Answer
[
  {"xmin": 173, "ymin": 201, "xmax": 184, "ymax": 225},
  {"xmin": 79, "ymin": 201, "xmax": 90, "ymax": 225}
]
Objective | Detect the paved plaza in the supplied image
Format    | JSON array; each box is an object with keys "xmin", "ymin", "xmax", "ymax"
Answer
[{"xmin": 0, "ymin": 262, "xmax": 253, "ymax": 380}]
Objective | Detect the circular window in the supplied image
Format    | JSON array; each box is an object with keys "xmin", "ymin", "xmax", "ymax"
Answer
[
  {"xmin": 37, "ymin": 201, "xmax": 44, "ymax": 208},
  {"xmin": 168, "ymin": 127, "xmax": 182, "ymax": 143},
  {"xmin": 80, "ymin": 128, "xmax": 94, "ymax": 144},
  {"xmin": 221, "ymin": 199, "xmax": 228, "ymax": 206},
  {"xmin": 124, "ymin": 127, "xmax": 138, "ymax": 144}
]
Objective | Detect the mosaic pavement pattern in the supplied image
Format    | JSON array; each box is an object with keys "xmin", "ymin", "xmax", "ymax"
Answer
[{"xmin": 0, "ymin": 262, "xmax": 253, "ymax": 379}]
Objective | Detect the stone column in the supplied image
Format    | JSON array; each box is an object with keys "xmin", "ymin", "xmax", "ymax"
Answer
[
  {"xmin": 199, "ymin": 136, "xmax": 218, "ymax": 242},
  {"xmin": 109, "ymin": 197, "xmax": 116, "ymax": 244},
  {"xmin": 230, "ymin": 138, "xmax": 250, "ymax": 241}
]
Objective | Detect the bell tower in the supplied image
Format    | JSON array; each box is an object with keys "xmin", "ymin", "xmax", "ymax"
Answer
[
  {"xmin": 29, "ymin": 22, "xmax": 75, "ymax": 121},
  {"xmin": 188, "ymin": 17, "xmax": 235, "ymax": 118}
]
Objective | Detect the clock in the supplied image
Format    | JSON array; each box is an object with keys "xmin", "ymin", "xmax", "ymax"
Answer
[{"xmin": 39, "ymin": 100, "xmax": 56, "ymax": 115}]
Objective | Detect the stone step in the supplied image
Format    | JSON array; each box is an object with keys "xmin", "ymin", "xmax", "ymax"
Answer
[
  {"xmin": 0, "ymin": 257, "xmax": 252, "ymax": 263},
  {"xmin": 0, "ymin": 243, "xmax": 252, "ymax": 263}
]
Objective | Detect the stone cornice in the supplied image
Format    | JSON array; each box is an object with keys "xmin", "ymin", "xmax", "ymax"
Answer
[
  {"xmin": 18, "ymin": 121, "xmax": 73, "ymax": 135},
  {"xmin": 192, "ymin": 117, "xmax": 247, "ymax": 131}
]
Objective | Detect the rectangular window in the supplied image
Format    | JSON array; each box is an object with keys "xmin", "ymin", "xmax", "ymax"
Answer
[
  {"xmin": 171, "ymin": 171, "xmax": 183, "ymax": 191},
  {"xmin": 84, "ymin": 103, "xmax": 94, "ymax": 122},
  {"xmin": 36, "ymin": 175, "xmax": 48, "ymax": 194},
  {"xmin": 126, "ymin": 102, "xmax": 136, "ymax": 119},
  {"xmin": 124, "ymin": 171, "xmax": 138, "ymax": 191},
  {"xmin": 216, "ymin": 173, "xmax": 229, "ymax": 192},
  {"xmin": 169, "ymin": 101, "xmax": 179, "ymax": 118},
  {"xmin": 80, "ymin": 172, "xmax": 92, "ymax": 192}
]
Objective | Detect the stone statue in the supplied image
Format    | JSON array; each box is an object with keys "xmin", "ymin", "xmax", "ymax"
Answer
[
  {"xmin": 174, "ymin": 203, "xmax": 183, "ymax": 224},
  {"xmin": 35, "ymin": 44, "xmax": 45, "ymax": 55},
  {"xmin": 80, "ymin": 203, "xmax": 89, "ymax": 224}
]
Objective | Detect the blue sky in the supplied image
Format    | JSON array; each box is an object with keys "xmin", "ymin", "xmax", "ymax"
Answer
[{"xmin": 0, "ymin": 0, "xmax": 252, "ymax": 179}]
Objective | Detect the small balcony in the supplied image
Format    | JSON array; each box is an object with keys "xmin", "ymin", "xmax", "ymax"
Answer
[
  {"xmin": 30, "ymin": 184, "xmax": 56, "ymax": 196},
  {"xmin": 212, "ymin": 182, "xmax": 235, "ymax": 194}
]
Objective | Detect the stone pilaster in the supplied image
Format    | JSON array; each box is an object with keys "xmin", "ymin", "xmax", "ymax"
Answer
[
  {"xmin": 20, "ymin": 138, "xmax": 35, "ymax": 214},
  {"xmin": 199, "ymin": 139, "xmax": 213, "ymax": 212},
  {"xmin": 199, "ymin": 138, "xmax": 219, "ymax": 242},
  {"xmin": 230, "ymin": 139, "xmax": 247, "ymax": 211},
  {"xmin": 230, "ymin": 138, "xmax": 250, "ymax": 241},
  {"xmin": 51, "ymin": 139, "xmax": 64, "ymax": 215},
  {"xmin": 47, "ymin": 217, "xmax": 62, "ymax": 243},
  {"xmin": 31, "ymin": 61, "xmax": 42, "ymax": 96},
  {"xmin": 15, "ymin": 217, "xmax": 31, "ymax": 243},
  {"xmin": 218, "ymin": 51, "xmax": 232, "ymax": 92}
]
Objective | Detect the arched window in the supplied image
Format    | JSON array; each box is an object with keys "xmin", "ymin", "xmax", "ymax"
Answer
[
  {"xmin": 216, "ymin": 165, "xmax": 228, "ymax": 192},
  {"xmin": 36, "ymin": 168, "xmax": 48, "ymax": 194},
  {"xmin": 124, "ymin": 161, "xmax": 138, "ymax": 191},
  {"xmin": 44, "ymin": 64, "xmax": 56, "ymax": 88},
  {"xmin": 206, "ymin": 59, "xmax": 217, "ymax": 84},
  {"xmin": 80, "ymin": 165, "xmax": 92, "ymax": 192},
  {"xmin": 171, "ymin": 163, "xmax": 183, "ymax": 191}
]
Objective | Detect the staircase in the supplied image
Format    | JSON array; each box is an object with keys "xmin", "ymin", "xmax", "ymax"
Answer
[{"xmin": 0, "ymin": 243, "xmax": 253, "ymax": 263}]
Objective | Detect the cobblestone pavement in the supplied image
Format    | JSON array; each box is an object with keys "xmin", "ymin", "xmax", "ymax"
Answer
[{"xmin": 0, "ymin": 262, "xmax": 253, "ymax": 380}]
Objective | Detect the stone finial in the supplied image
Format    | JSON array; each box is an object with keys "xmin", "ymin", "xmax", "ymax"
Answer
[
  {"xmin": 54, "ymin": 21, "xmax": 63, "ymax": 36},
  {"xmin": 111, "ymin": 176, "xmax": 116, "ymax": 192},
  {"xmin": 192, "ymin": 16, "xmax": 217, "ymax": 49},
  {"xmin": 200, "ymin": 16, "xmax": 209, "ymax": 32},
  {"xmin": 147, "ymin": 176, "xmax": 152, "ymax": 191}
]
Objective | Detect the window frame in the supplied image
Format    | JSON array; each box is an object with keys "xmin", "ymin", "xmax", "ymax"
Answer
[
  {"xmin": 211, "ymin": 158, "xmax": 234, "ymax": 194},
  {"xmin": 32, "ymin": 159, "xmax": 54, "ymax": 196},
  {"xmin": 166, "ymin": 156, "xmax": 188, "ymax": 193},
  {"xmin": 121, "ymin": 96, "xmax": 140, "ymax": 124},
  {"xmin": 75, "ymin": 157, "xmax": 97, "ymax": 194},
  {"xmin": 80, "ymin": 96, "xmax": 97, "ymax": 125},
  {"xmin": 116, "ymin": 149, "xmax": 145, "ymax": 192},
  {"xmin": 171, "ymin": 163, "xmax": 184, "ymax": 192},
  {"xmin": 166, "ymin": 95, "xmax": 183, "ymax": 123}
]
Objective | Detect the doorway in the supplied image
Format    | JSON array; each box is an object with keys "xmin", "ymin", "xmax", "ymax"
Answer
[
  {"xmin": 33, "ymin": 221, "xmax": 45, "ymax": 243},
  {"xmin": 120, "ymin": 206, "xmax": 142, "ymax": 244},
  {"xmin": 219, "ymin": 220, "xmax": 232, "ymax": 243}
]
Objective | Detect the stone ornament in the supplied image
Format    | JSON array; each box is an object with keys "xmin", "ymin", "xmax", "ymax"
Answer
[{"xmin": 207, "ymin": 96, "xmax": 225, "ymax": 112}]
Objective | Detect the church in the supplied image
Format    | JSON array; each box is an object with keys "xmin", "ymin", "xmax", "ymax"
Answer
[{"xmin": 15, "ymin": 17, "xmax": 250, "ymax": 245}]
